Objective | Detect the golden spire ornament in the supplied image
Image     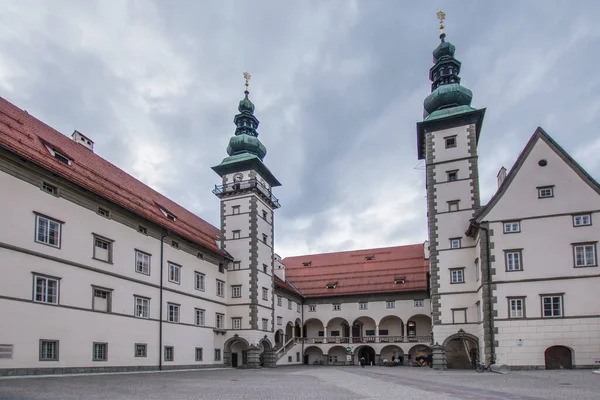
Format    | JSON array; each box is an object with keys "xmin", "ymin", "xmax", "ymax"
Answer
[
  {"xmin": 437, "ymin": 10, "xmax": 446, "ymax": 36},
  {"xmin": 243, "ymin": 71, "xmax": 251, "ymax": 92}
]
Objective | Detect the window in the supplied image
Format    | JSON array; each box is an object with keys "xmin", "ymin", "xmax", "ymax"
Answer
[
  {"xmin": 214, "ymin": 349, "xmax": 221, "ymax": 361},
  {"xmin": 450, "ymin": 238, "xmax": 461, "ymax": 249},
  {"xmin": 448, "ymin": 201, "xmax": 459, "ymax": 212},
  {"xmin": 365, "ymin": 255, "xmax": 374, "ymax": 261},
  {"xmin": 219, "ymin": 263, "xmax": 225, "ymax": 273},
  {"xmin": 195, "ymin": 347, "xmax": 203, "ymax": 361},
  {"xmin": 509, "ymin": 298, "xmax": 525, "ymax": 318},
  {"xmin": 386, "ymin": 301, "xmax": 395, "ymax": 309},
  {"xmin": 263, "ymin": 264, "xmax": 268, "ymax": 274},
  {"xmin": 231, "ymin": 285, "xmax": 242, "ymax": 298},
  {"xmin": 232, "ymin": 317, "xmax": 242, "ymax": 330},
  {"xmin": 232, "ymin": 205, "xmax": 240, "ymax": 215},
  {"xmin": 333, "ymin": 304, "xmax": 341, "ymax": 311},
  {"xmin": 34, "ymin": 275, "xmax": 59, "ymax": 304},
  {"xmin": 135, "ymin": 250, "xmax": 151, "ymax": 275},
  {"xmin": 92, "ymin": 287, "xmax": 111, "ymax": 312},
  {"xmin": 573, "ymin": 243, "xmax": 597, "ymax": 267},
  {"xmin": 262, "ymin": 210, "xmax": 268, "ymax": 220},
  {"xmin": 475, "ymin": 258, "xmax": 480, "ymax": 281},
  {"xmin": 573, "ymin": 214, "xmax": 592, "ymax": 227},
  {"xmin": 216, "ymin": 313, "xmax": 224, "ymax": 329},
  {"xmin": 476, "ymin": 301, "xmax": 482, "ymax": 322},
  {"xmin": 296, "ymin": 352, "xmax": 300, "ymax": 362},
  {"xmin": 445, "ymin": 136, "xmax": 457, "ymax": 148},
  {"xmin": 164, "ymin": 346, "xmax": 174, "ymax": 362},
  {"xmin": 302, "ymin": 261, "xmax": 312, "ymax": 267},
  {"xmin": 394, "ymin": 278, "xmax": 405, "ymax": 284},
  {"xmin": 232, "ymin": 230, "xmax": 241, "ymax": 239},
  {"xmin": 97, "ymin": 207, "xmax": 110, "ymax": 218},
  {"xmin": 450, "ymin": 269, "xmax": 464, "ymax": 284},
  {"xmin": 168, "ymin": 263, "xmax": 181, "ymax": 284},
  {"xmin": 197, "ymin": 252, "xmax": 204, "ymax": 260},
  {"xmin": 262, "ymin": 318, "xmax": 268, "ymax": 331},
  {"xmin": 53, "ymin": 151, "xmax": 71, "ymax": 165},
  {"xmin": 331, "ymin": 330, "xmax": 340, "ymax": 337},
  {"xmin": 288, "ymin": 299, "xmax": 292, "ymax": 310},
  {"xmin": 277, "ymin": 316, "xmax": 282, "ymax": 325},
  {"xmin": 0, "ymin": 344, "xmax": 13, "ymax": 360},
  {"xmin": 542, "ymin": 295, "xmax": 563, "ymax": 317},
  {"xmin": 167, "ymin": 303, "xmax": 180, "ymax": 323},
  {"xmin": 232, "ymin": 261, "xmax": 241, "ymax": 270},
  {"xmin": 135, "ymin": 296, "xmax": 149, "ymax": 318},
  {"xmin": 452, "ymin": 309, "xmax": 467, "ymax": 324},
  {"xmin": 138, "ymin": 225, "xmax": 148, "ymax": 235},
  {"xmin": 93, "ymin": 343, "xmax": 107, "ymax": 361},
  {"xmin": 35, "ymin": 214, "xmax": 61, "ymax": 248},
  {"xmin": 447, "ymin": 170, "xmax": 458, "ymax": 182},
  {"xmin": 326, "ymin": 282, "xmax": 337, "ymax": 289},
  {"xmin": 40, "ymin": 340, "xmax": 58, "ymax": 361},
  {"xmin": 262, "ymin": 287, "xmax": 269, "ymax": 301},
  {"xmin": 158, "ymin": 206, "xmax": 177, "ymax": 221},
  {"xmin": 262, "ymin": 234, "xmax": 268, "ymax": 243},
  {"xmin": 505, "ymin": 250, "xmax": 523, "ymax": 271},
  {"xmin": 195, "ymin": 272, "xmax": 205, "ymax": 291},
  {"xmin": 171, "ymin": 241, "xmax": 179, "ymax": 249},
  {"xmin": 288, "ymin": 356, "xmax": 293, "ymax": 362},
  {"xmin": 41, "ymin": 182, "xmax": 58, "ymax": 195},
  {"xmin": 365, "ymin": 330, "xmax": 375, "ymax": 337},
  {"xmin": 359, "ymin": 302, "xmax": 368, "ymax": 310},
  {"xmin": 297, "ymin": 303, "xmax": 301, "ymax": 312},
  {"xmin": 308, "ymin": 305, "xmax": 316, "ymax": 312},
  {"xmin": 93, "ymin": 235, "xmax": 113, "ymax": 263},
  {"xmin": 537, "ymin": 186, "xmax": 554, "ymax": 198},
  {"xmin": 277, "ymin": 295, "xmax": 282, "ymax": 306},
  {"xmin": 135, "ymin": 343, "xmax": 147, "ymax": 358},
  {"xmin": 503, "ymin": 221, "xmax": 521, "ymax": 233},
  {"xmin": 414, "ymin": 300, "xmax": 424, "ymax": 307},
  {"xmin": 216, "ymin": 280, "xmax": 225, "ymax": 297},
  {"xmin": 195, "ymin": 309, "xmax": 205, "ymax": 326}
]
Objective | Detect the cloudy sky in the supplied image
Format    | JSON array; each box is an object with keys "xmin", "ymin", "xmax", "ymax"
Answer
[{"xmin": 1, "ymin": 1, "xmax": 599, "ymax": 257}]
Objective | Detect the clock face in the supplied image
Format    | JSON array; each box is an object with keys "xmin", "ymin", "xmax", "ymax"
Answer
[{"xmin": 233, "ymin": 173, "xmax": 243, "ymax": 182}]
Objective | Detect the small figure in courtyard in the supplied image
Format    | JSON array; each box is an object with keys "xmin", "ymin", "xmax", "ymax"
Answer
[{"xmin": 360, "ymin": 356, "xmax": 366, "ymax": 368}]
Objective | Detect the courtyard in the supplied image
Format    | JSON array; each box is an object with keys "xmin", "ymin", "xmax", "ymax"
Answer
[{"xmin": 0, "ymin": 366, "xmax": 598, "ymax": 400}]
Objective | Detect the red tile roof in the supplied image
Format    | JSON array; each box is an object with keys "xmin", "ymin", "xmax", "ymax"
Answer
[
  {"xmin": 283, "ymin": 243, "xmax": 428, "ymax": 297},
  {"xmin": 0, "ymin": 97, "xmax": 224, "ymax": 256},
  {"xmin": 274, "ymin": 275, "xmax": 303, "ymax": 298}
]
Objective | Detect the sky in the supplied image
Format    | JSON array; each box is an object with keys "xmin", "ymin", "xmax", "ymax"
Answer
[{"xmin": 1, "ymin": 1, "xmax": 599, "ymax": 258}]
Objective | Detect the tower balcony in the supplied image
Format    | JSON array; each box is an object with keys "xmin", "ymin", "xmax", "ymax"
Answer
[{"xmin": 213, "ymin": 178, "xmax": 280, "ymax": 209}]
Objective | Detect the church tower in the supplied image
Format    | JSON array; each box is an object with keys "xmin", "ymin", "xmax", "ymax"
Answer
[
  {"xmin": 416, "ymin": 13, "xmax": 489, "ymax": 366},
  {"xmin": 212, "ymin": 73, "xmax": 281, "ymax": 367}
]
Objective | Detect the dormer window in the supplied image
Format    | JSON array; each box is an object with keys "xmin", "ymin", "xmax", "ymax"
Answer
[
  {"xmin": 302, "ymin": 261, "xmax": 312, "ymax": 267},
  {"xmin": 394, "ymin": 278, "xmax": 405, "ymax": 285},
  {"xmin": 365, "ymin": 255, "xmax": 374, "ymax": 261},
  {"xmin": 43, "ymin": 143, "xmax": 72, "ymax": 165},
  {"xmin": 326, "ymin": 282, "xmax": 337, "ymax": 289},
  {"xmin": 158, "ymin": 205, "xmax": 177, "ymax": 221}
]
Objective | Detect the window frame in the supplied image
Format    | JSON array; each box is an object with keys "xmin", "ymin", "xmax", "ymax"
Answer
[
  {"xmin": 195, "ymin": 308, "xmax": 205, "ymax": 326},
  {"xmin": 446, "ymin": 170, "xmax": 458, "ymax": 182},
  {"xmin": 232, "ymin": 261, "xmax": 241, "ymax": 270},
  {"xmin": 216, "ymin": 280, "xmax": 225, "ymax": 297},
  {"xmin": 215, "ymin": 313, "xmax": 225, "ymax": 329},
  {"xmin": 537, "ymin": 186, "xmax": 554, "ymax": 198},
  {"xmin": 386, "ymin": 301, "xmax": 395, "ymax": 309},
  {"xmin": 447, "ymin": 200, "xmax": 459, "ymax": 212},
  {"xmin": 308, "ymin": 305, "xmax": 316, "ymax": 312},
  {"xmin": 508, "ymin": 297, "xmax": 526, "ymax": 319},
  {"xmin": 449, "ymin": 268, "xmax": 465, "ymax": 284},
  {"xmin": 135, "ymin": 250, "xmax": 151, "ymax": 276},
  {"xmin": 39, "ymin": 339, "xmax": 59, "ymax": 361},
  {"xmin": 195, "ymin": 271, "xmax": 205, "ymax": 291},
  {"xmin": 195, "ymin": 347, "xmax": 203, "ymax": 362},
  {"xmin": 572, "ymin": 242, "xmax": 598, "ymax": 267},
  {"xmin": 573, "ymin": 214, "xmax": 592, "ymax": 227},
  {"xmin": 505, "ymin": 249, "xmax": 523, "ymax": 272},
  {"xmin": 277, "ymin": 316, "xmax": 282, "ymax": 325},
  {"xmin": 541, "ymin": 294, "xmax": 564, "ymax": 318},
  {"xmin": 232, "ymin": 230, "xmax": 241, "ymax": 239},
  {"xmin": 450, "ymin": 238, "xmax": 461, "ymax": 249},
  {"xmin": 164, "ymin": 346, "xmax": 174, "ymax": 362},
  {"xmin": 451, "ymin": 308, "xmax": 467, "ymax": 324},
  {"xmin": 333, "ymin": 303, "xmax": 341, "ymax": 311},
  {"xmin": 444, "ymin": 135, "xmax": 457, "ymax": 149},
  {"xmin": 262, "ymin": 287, "xmax": 269, "ymax": 301},
  {"xmin": 135, "ymin": 343, "xmax": 147, "ymax": 358},
  {"xmin": 231, "ymin": 317, "xmax": 242, "ymax": 330},
  {"xmin": 214, "ymin": 349, "xmax": 221, "ymax": 361},
  {"xmin": 358, "ymin": 302, "xmax": 368, "ymax": 310},
  {"xmin": 168, "ymin": 262, "xmax": 181, "ymax": 284},
  {"xmin": 91, "ymin": 286, "xmax": 112, "ymax": 312},
  {"xmin": 34, "ymin": 214, "xmax": 62, "ymax": 248},
  {"xmin": 41, "ymin": 181, "xmax": 58, "ymax": 196},
  {"xmin": 232, "ymin": 205, "xmax": 240, "ymax": 215},
  {"xmin": 167, "ymin": 303, "xmax": 180, "ymax": 323},
  {"xmin": 414, "ymin": 300, "xmax": 424, "ymax": 307},
  {"xmin": 93, "ymin": 342, "xmax": 108, "ymax": 362},
  {"xmin": 277, "ymin": 295, "xmax": 282, "ymax": 306},
  {"xmin": 92, "ymin": 234, "xmax": 114, "ymax": 264},
  {"xmin": 231, "ymin": 285, "xmax": 242, "ymax": 298},
  {"xmin": 134, "ymin": 296, "xmax": 150, "ymax": 319},
  {"xmin": 503, "ymin": 221, "xmax": 521, "ymax": 234},
  {"xmin": 262, "ymin": 318, "xmax": 268, "ymax": 331},
  {"xmin": 33, "ymin": 274, "xmax": 60, "ymax": 305}
]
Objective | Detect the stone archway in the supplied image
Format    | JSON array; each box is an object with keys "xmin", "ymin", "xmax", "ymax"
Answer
[
  {"xmin": 443, "ymin": 332, "xmax": 479, "ymax": 369},
  {"xmin": 224, "ymin": 336, "xmax": 250, "ymax": 368},
  {"xmin": 545, "ymin": 346, "xmax": 573, "ymax": 369},
  {"xmin": 408, "ymin": 344, "xmax": 432, "ymax": 367},
  {"xmin": 356, "ymin": 345, "xmax": 376, "ymax": 366},
  {"xmin": 274, "ymin": 329, "xmax": 285, "ymax": 348},
  {"xmin": 259, "ymin": 338, "xmax": 275, "ymax": 368},
  {"xmin": 380, "ymin": 345, "xmax": 404, "ymax": 364}
]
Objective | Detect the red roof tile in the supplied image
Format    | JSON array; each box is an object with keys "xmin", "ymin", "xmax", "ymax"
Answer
[
  {"xmin": 274, "ymin": 275, "xmax": 303, "ymax": 297},
  {"xmin": 283, "ymin": 243, "xmax": 428, "ymax": 297},
  {"xmin": 0, "ymin": 97, "xmax": 223, "ymax": 256}
]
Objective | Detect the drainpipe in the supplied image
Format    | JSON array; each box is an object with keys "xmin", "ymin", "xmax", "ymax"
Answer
[
  {"xmin": 159, "ymin": 230, "xmax": 170, "ymax": 371},
  {"xmin": 478, "ymin": 223, "xmax": 496, "ymax": 364},
  {"xmin": 301, "ymin": 298, "xmax": 305, "ymax": 364}
]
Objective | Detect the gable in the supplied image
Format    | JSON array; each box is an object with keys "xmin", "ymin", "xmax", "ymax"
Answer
[{"xmin": 477, "ymin": 127, "xmax": 600, "ymax": 222}]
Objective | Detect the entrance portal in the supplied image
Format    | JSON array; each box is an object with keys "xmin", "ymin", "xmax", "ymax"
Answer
[
  {"xmin": 357, "ymin": 346, "xmax": 375, "ymax": 365},
  {"xmin": 545, "ymin": 346, "xmax": 572, "ymax": 369},
  {"xmin": 232, "ymin": 353, "xmax": 238, "ymax": 368}
]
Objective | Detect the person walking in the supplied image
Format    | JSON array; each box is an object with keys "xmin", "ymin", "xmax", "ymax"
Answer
[{"xmin": 360, "ymin": 356, "xmax": 366, "ymax": 368}]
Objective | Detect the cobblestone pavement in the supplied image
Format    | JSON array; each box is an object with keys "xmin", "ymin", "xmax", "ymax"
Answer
[{"xmin": 0, "ymin": 366, "xmax": 598, "ymax": 400}]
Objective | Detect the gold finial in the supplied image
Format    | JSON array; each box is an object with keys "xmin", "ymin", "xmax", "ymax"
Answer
[
  {"xmin": 437, "ymin": 10, "xmax": 446, "ymax": 36},
  {"xmin": 243, "ymin": 71, "xmax": 251, "ymax": 92}
]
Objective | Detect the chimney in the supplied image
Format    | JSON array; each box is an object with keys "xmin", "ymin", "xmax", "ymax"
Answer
[
  {"xmin": 274, "ymin": 253, "xmax": 285, "ymax": 281},
  {"xmin": 497, "ymin": 167, "xmax": 507, "ymax": 188},
  {"xmin": 71, "ymin": 130, "xmax": 94, "ymax": 152}
]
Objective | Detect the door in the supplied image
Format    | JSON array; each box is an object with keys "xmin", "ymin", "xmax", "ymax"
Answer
[
  {"xmin": 352, "ymin": 323, "xmax": 361, "ymax": 341},
  {"xmin": 304, "ymin": 354, "xmax": 309, "ymax": 365},
  {"xmin": 232, "ymin": 353, "xmax": 238, "ymax": 368},
  {"xmin": 242, "ymin": 350, "xmax": 248, "ymax": 365},
  {"xmin": 545, "ymin": 346, "xmax": 572, "ymax": 369}
]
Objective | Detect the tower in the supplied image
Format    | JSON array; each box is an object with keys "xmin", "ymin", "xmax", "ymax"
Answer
[
  {"xmin": 416, "ymin": 13, "xmax": 489, "ymax": 366},
  {"xmin": 212, "ymin": 73, "xmax": 281, "ymax": 367}
]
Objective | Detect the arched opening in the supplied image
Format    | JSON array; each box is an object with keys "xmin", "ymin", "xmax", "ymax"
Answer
[
  {"xmin": 294, "ymin": 318, "xmax": 302, "ymax": 338},
  {"xmin": 274, "ymin": 329, "xmax": 284, "ymax": 349},
  {"xmin": 326, "ymin": 317, "xmax": 350, "ymax": 343},
  {"xmin": 378, "ymin": 315, "xmax": 404, "ymax": 341},
  {"xmin": 408, "ymin": 345, "xmax": 432, "ymax": 367},
  {"xmin": 380, "ymin": 345, "xmax": 404, "ymax": 365},
  {"xmin": 356, "ymin": 345, "xmax": 376, "ymax": 366},
  {"xmin": 406, "ymin": 314, "xmax": 432, "ymax": 342},
  {"xmin": 224, "ymin": 337, "xmax": 250, "ymax": 368},
  {"xmin": 327, "ymin": 345, "xmax": 346, "ymax": 365},
  {"xmin": 303, "ymin": 318, "xmax": 325, "ymax": 343},
  {"xmin": 545, "ymin": 346, "xmax": 573, "ymax": 370},
  {"xmin": 443, "ymin": 332, "xmax": 478, "ymax": 369},
  {"xmin": 304, "ymin": 346, "xmax": 324, "ymax": 365},
  {"xmin": 352, "ymin": 316, "xmax": 376, "ymax": 342},
  {"xmin": 259, "ymin": 338, "xmax": 273, "ymax": 367},
  {"xmin": 285, "ymin": 321, "xmax": 294, "ymax": 342}
]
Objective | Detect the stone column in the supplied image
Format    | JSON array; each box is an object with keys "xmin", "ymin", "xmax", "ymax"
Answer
[
  {"xmin": 431, "ymin": 343, "xmax": 447, "ymax": 370},
  {"xmin": 247, "ymin": 345, "xmax": 262, "ymax": 369}
]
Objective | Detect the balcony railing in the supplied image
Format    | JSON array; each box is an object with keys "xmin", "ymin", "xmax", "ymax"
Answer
[
  {"xmin": 213, "ymin": 178, "xmax": 280, "ymax": 208},
  {"xmin": 302, "ymin": 335, "xmax": 432, "ymax": 345}
]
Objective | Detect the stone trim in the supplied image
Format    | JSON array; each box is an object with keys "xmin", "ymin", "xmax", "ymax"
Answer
[
  {"xmin": 0, "ymin": 364, "xmax": 228, "ymax": 377},
  {"xmin": 493, "ymin": 273, "xmax": 600, "ymax": 285},
  {"xmin": 248, "ymin": 196, "xmax": 259, "ymax": 330}
]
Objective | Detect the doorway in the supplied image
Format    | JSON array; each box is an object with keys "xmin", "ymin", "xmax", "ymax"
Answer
[
  {"xmin": 358, "ymin": 346, "xmax": 375, "ymax": 365},
  {"xmin": 545, "ymin": 346, "xmax": 572, "ymax": 369},
  {"xmin": 232, "ymin": 353, "xmax": 238, "ymax": 368}
]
